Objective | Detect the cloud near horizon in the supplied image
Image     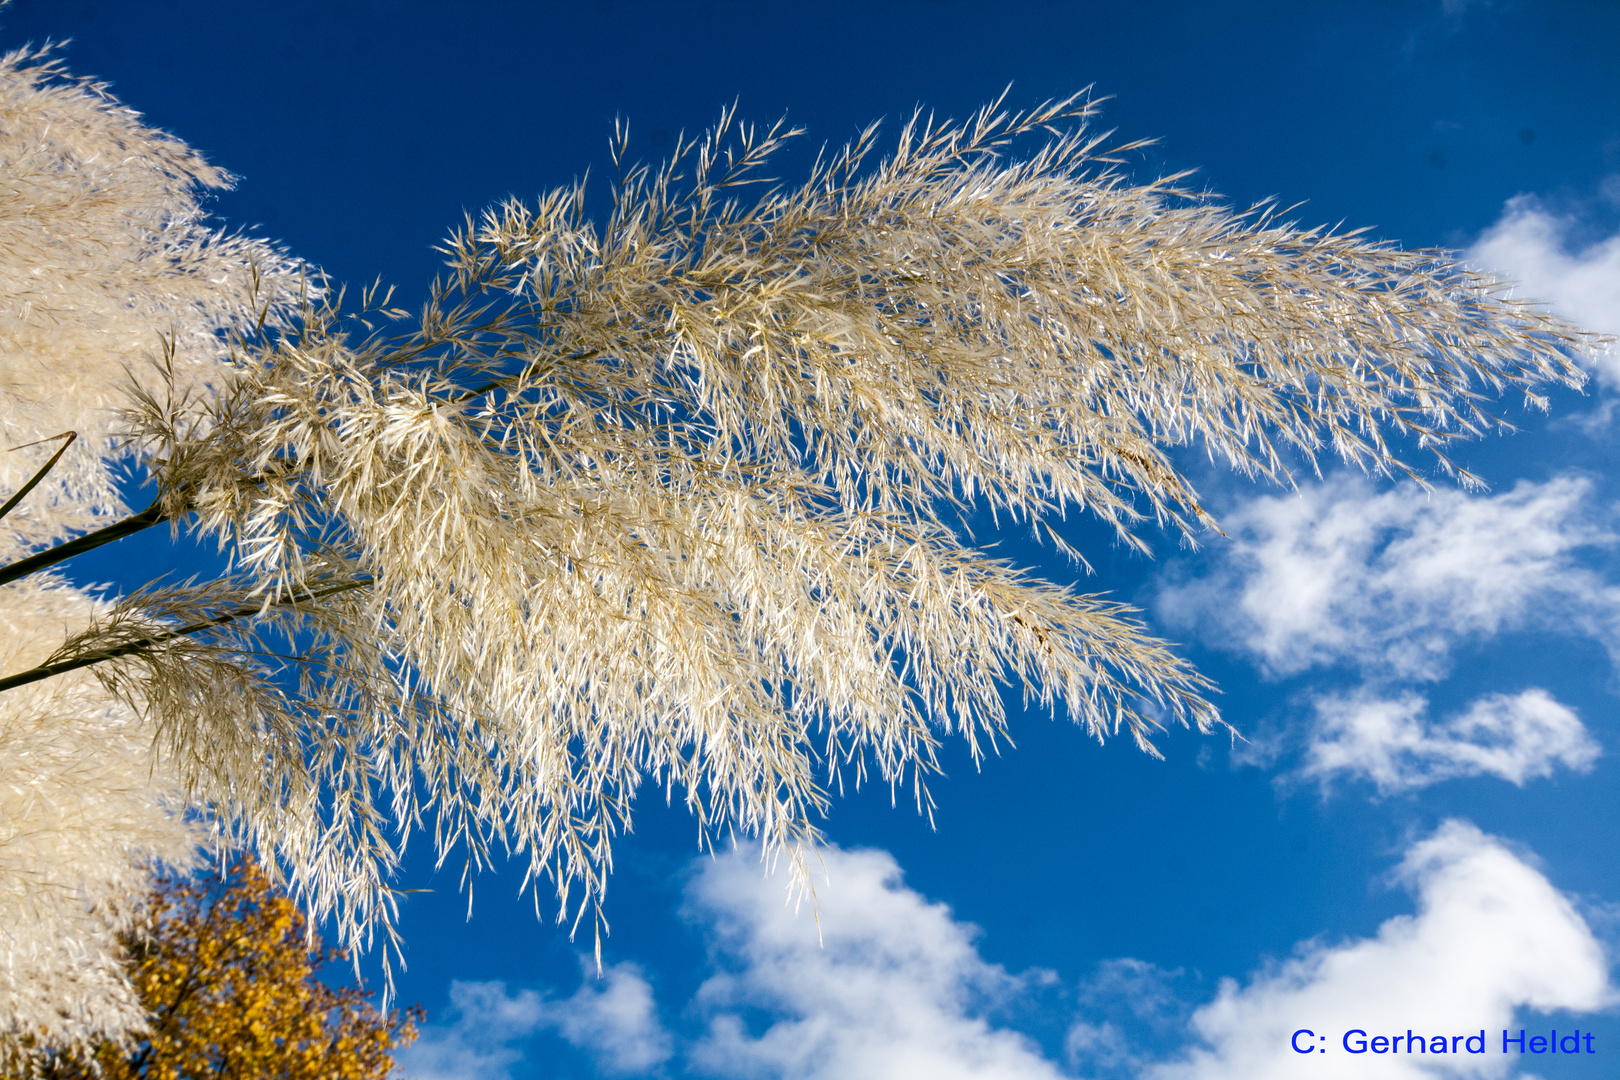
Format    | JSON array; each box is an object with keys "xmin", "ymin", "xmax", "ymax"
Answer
[
  {"xmin": 1143, "ymin": 820, "xmax": 1613, "ymax": 1080},
  {"xmin": 399, "ymin": 846, "xmax": 1067, "ymax": 1080},
  {"xmin": 403, "ymin": 829, "xmax": 1611, "ymax": 1080}
]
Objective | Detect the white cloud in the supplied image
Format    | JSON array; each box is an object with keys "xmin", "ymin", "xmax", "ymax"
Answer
[
  {"xmin": 684, "ymin": 845, "xmax": 1066, "ymax": 1080},
  {"xmin": 405, "ymin": 833, "xmax": 1614, "ymax": 1080},
  {"xmin": 396, "ymin": 981, "xmax": 534, "ymax": 1080},
  {"xmin": 1302, "ymin": 687, "xmax": 1600, "ymax": 794},
  {"xmin": 546, "ymin": 964, "xmax": 672, "ymax": 1074},
  {"xmin": 1158, "ymin": 473, "xmax": 1615, "ymax": 680},
  {"xmin": 401, "ymin": 846, "xmax": 1064, "ymax": 1080},
  {"xmin": 1468, "ymin": 191, "xmax": 1620, "ymax": 383},
  {"xmin": 1145, "ymin": 820, "xmax": 1613, "ymax": 1080},
  {"xmin": 397, "ymin": 962, "xmax": 671, "ymax": 1080}
]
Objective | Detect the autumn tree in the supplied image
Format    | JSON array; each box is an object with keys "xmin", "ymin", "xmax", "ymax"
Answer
[
  {"xmin": 8, "ymin": 858, "xmax": 419, "ymax": 1080},
  {"xmin": 0, "ymin": 42, "xmax": 1602, "ymax": 1058}
]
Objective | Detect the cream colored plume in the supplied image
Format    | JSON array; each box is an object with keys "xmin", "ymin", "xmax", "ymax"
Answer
[
  {"xmin": 0, "ymin": 44, "xmax": 303, "ymax": 558},
  {"xmin": 0, "ymin": 46, "xmax": 304, "ymax": 1064},
  {"xmin": 0, "ymin": 578, "xmax": 198, "ymax": 1065}
]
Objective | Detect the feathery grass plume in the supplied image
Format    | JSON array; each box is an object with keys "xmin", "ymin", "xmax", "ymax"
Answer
[
  {"xmin": 0, "ymin": 44, "xmax": 305, "ymax": 560},
  {"xmin": 0, "ymin": 46, "xmax": 304, "ymax": 1064},
  {"xmin": 99, "ymin": 93, "xmax": 1594, "ymax": 976},
  {"xmin": 0, "ymin": 577, "xmax": 198, "ymax": 1071}
]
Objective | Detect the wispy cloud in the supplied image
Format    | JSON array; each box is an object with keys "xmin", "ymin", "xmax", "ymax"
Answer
[
  {"xmin": 1159, "ymin": 473, "xmax": 1615, "ymax": 680},
  {"xmin": 1064, "ymin": 959, "xmax": 1197, "ymax": 1078},
  {"xmin": 1300, "ymin": 688, "xmax": 1599, "ymax": 794},
  {"xmin": 1144, "ymin": 820, "xmax": 1613, "ymax": 1080},
  {"xmin": 397, "ymin": 962, "xmax": 671, "ymax": 1080},
  {"xmin": 1468, "ymin": 187, "xmax": 1620, "ymax": 384}
]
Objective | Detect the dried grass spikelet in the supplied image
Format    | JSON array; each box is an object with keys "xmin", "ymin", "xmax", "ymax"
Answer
[
  {"xmin": 0, "ymin": 577, "xmax": 199, "ymax": 1070},
  {"xmin": 112, "ymin": 93, "xmax": 1596, "ymax": 977},
  {"xmin": 0, "ymin": 44, "xmax": 304, "ymax": 561}
]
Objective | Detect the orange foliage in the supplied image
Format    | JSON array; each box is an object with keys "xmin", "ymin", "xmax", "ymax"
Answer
[{"xmin": 17, "ymin": 859, "xmax": 419, "ymax": 1080}]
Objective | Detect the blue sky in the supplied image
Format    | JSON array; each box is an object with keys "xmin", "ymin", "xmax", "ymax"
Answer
[{"xmin": 9, "ymin": 1, "xmax": 1620, "ymax": 1077}]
